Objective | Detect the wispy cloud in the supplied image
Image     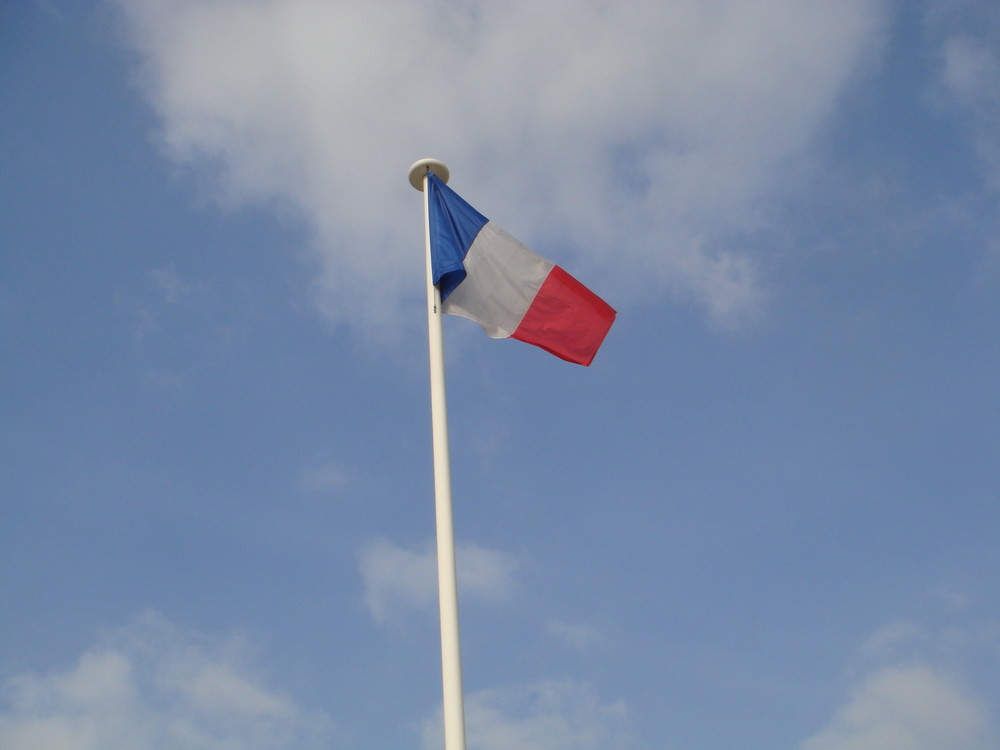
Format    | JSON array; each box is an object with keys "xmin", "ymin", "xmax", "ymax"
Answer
[
  {"xmin": 0, "ymin": 612, "xmax": 332, "ymax": 750},
  {"xmin": 298, "ymin": 459, "xmax": 350, "ymax": 494},
  {"xmin": 926, "ymin": 0, "xmax": 1000, "ymax": 193},
  {"xmin": 359, "ymin": 537, "xmax": 519, "ymax": 624},
  {"xmin": 422, "ymin": 680, "xmax": 631, "ymax": 750},
  {"xmin": 545, "ymin": 620, "xmax": 604, "ymax": 651},
  {"xmin": 856, "ymin": 619, "xmax": 925, "ymax": 662},
  {"xmin": 147, "ymin": 265, "xmax": 201, "ymax": 305},
  {"xmin": 115, "ymin": 0, "xmax": 888, "ymax": 332}
]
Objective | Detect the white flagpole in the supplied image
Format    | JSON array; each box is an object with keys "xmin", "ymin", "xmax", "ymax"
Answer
[{"xmin": 409, "ymin": 158, "xmax": 466, "ymax": 750}]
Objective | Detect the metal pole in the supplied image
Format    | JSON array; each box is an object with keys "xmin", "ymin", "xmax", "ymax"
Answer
[{"xmin": 414, "ymin": 159, "xmax": 467, "ymax": 750}]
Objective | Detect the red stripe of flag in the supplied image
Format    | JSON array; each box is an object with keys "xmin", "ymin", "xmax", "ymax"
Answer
[{"xmin": 511, "ymin": 266, "xmax": 616, "ymax": 366}]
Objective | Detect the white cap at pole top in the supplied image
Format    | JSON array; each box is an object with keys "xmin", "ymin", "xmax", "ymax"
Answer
[{"xmin": 408, "ymin": 158, "xmax": 450, "ymax": 191}]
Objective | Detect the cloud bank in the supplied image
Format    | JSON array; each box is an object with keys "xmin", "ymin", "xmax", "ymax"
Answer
[
  {"xmin": 116, "ymin": 0, "xmax": 888, "ymax": 332},
  {"xmin": 4, "ymin": 613, "xmax": 996, "ymax": 750}
]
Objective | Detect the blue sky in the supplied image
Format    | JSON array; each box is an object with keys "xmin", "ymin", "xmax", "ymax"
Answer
[{"xmin": 2, "ymin": 1, "xmax": 999, "ymax": 748}]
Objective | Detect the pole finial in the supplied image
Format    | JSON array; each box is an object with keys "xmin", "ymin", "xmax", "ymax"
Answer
[{"xmin": 409, "ymin": 158, "xmax": 450, "ymax": 191}]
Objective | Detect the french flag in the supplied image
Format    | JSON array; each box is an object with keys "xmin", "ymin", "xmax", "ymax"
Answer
[{"xmin": 427, "ymin": 174, "xmax": 615, "ymax": 366}]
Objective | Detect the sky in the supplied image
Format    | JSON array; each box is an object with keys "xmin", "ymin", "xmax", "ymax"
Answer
[{"xmin": 2, "ymin": 0, "xmax": 1000, "ymax": 748}]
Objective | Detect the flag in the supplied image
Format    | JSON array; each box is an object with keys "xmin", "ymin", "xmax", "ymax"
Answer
[{"xmin": 426, "ymin": 173, "xmax": 615, "ymax": 366}]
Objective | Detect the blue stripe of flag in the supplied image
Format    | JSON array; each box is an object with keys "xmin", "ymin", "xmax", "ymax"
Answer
[{"xmin": 427, "ymin": 173, "xmax": 489, "ymax": 301}]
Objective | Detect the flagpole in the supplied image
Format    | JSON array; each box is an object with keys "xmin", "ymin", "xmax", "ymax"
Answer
[{"xmin": 409, "ymin": 158, "xmax": 466, "ymax": 750}]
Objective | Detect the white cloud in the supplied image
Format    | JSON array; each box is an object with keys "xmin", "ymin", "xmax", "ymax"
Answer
[
  {"xmin": 0, "ymin": 613, "xmax": 332, "ymax": 750},
  {"xmin": 421, "ymin": 680, "xmax": 631, "ymax": 750},
  {"xmin": 115, "ymin": 0, "xmax": 888, "ymax": 332},
  {"xmin": 798, "ymin": 664, "xmax": 995, "ymax": 750},
  {"xmin": 359, "ymin": 537, "xmax": 519, "ymax": 624}
]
